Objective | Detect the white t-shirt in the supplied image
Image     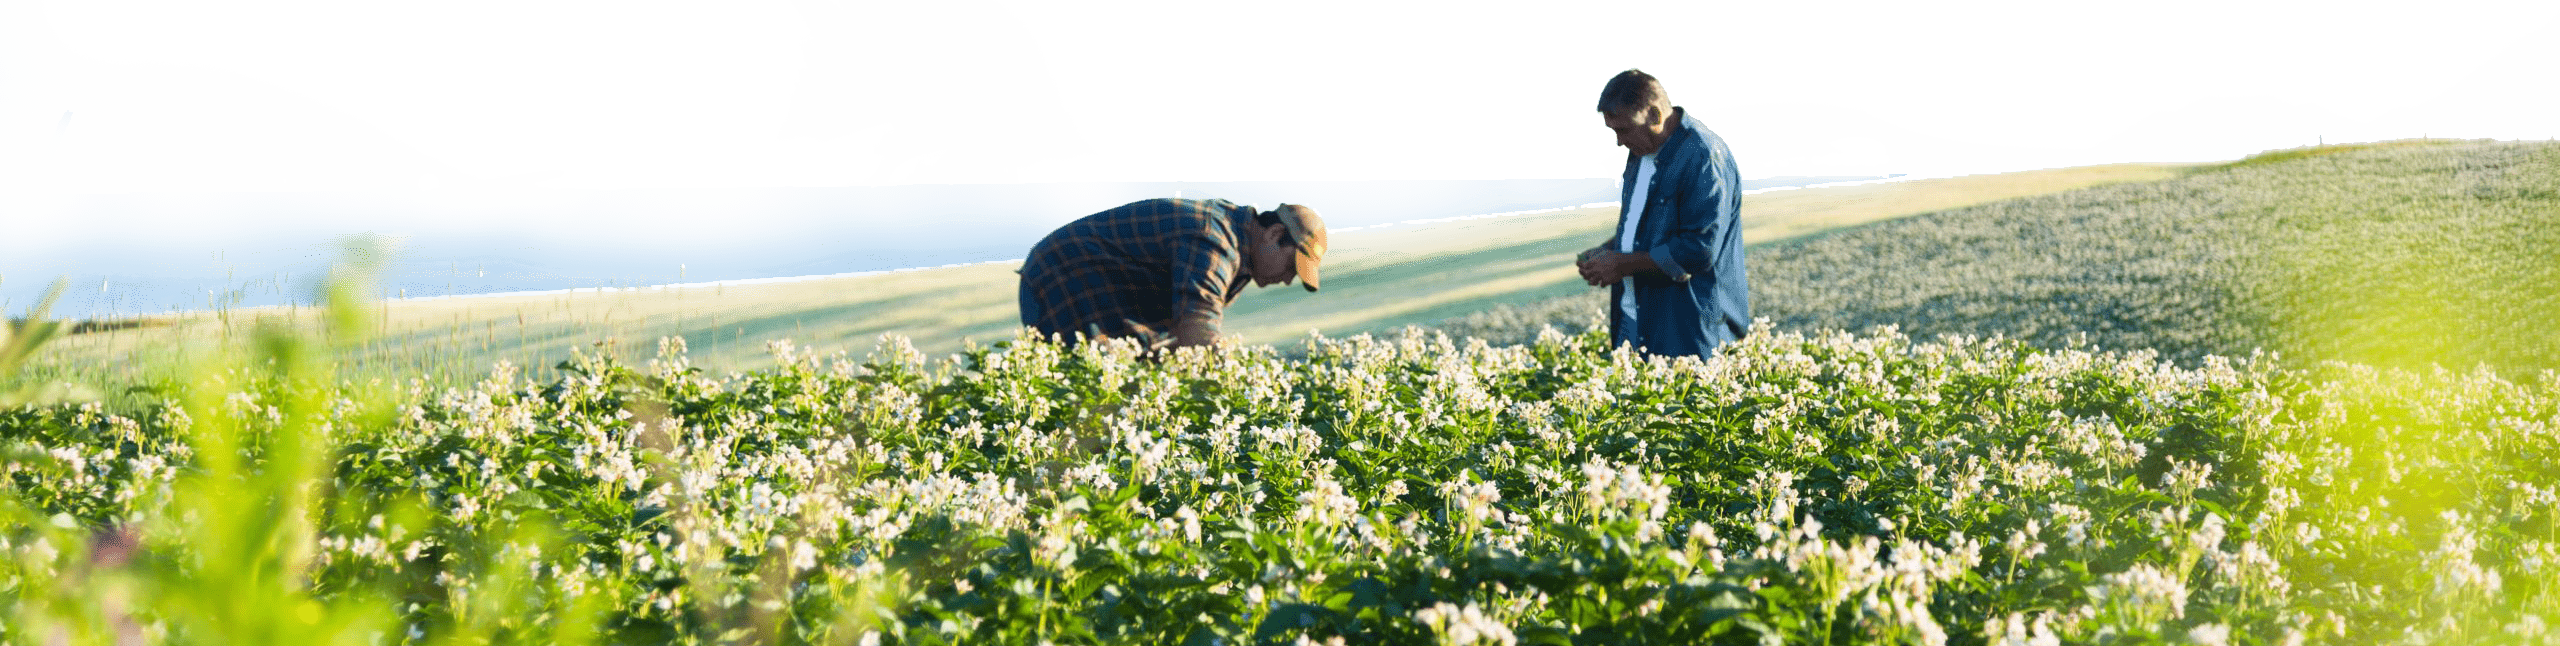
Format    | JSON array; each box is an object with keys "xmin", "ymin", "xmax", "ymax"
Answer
[{"xmin": 1617, "ymin": 154, "xmax": 1658, "ymax": 325}]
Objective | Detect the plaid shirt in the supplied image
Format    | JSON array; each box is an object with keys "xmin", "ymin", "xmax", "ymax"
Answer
[{"xmin": 1018, "ymin": 198, "xmax": 1256, "ymax": 346}]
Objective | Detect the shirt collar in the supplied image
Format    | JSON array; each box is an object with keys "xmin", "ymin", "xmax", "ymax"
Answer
[{"xmin": 1658, "ymin": 106, "xmax": 1691, "ymax": 157}]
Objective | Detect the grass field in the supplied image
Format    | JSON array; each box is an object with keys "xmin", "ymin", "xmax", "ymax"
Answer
[
  {"xmin": 22, "ymin": 162, "xmax": 2188, "ymax": 387},
  {"xmin": 7, "ymin": 140, "xmax": 2559, "ymax": 645},
  {"xmin": 1442, "ymin": 139, "xmax": 2560, "ymax": 374}
]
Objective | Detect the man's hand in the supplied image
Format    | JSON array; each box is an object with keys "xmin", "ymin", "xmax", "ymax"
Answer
[
  {"xmin": 1577, "ymin": 244, "xmax": 1610, "ymax": 263},
  {"xmin": 1575, "ymin": 245, "xmax": 1616, "ymax": 286},
  {"xmin": 1577, "ymin": 249, "xmax": 1659, "ymax": 286}
]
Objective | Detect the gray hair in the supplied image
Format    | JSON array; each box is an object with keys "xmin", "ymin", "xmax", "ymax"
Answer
[{"xmin": 1596, "ymin": 69, "xmax": 1669, "ymax": 117}]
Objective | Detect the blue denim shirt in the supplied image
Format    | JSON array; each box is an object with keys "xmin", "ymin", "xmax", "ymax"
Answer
[{"xmin": 1610, "ymin": 107, "xmax": 1751, "ymax": 358}]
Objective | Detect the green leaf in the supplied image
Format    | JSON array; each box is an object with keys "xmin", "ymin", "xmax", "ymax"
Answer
[
  {"xmin": 1251, "ymin": 604, "xmax": 1336, "ymax": 644},
  {"xmin": 2197, "ymin": 498, "xmax": 2232, "ymax": 518},
  {"xmin": 1687, "ymin": 606, "xmax": 1747, "ymax": 630},
  {"xmin": 1182, "ymin": 626, "xmax": 1227, "ymax": 646},
  {"xmin": 1518, "ymin": 625, "xmax": 1577, "ymax": 646}
]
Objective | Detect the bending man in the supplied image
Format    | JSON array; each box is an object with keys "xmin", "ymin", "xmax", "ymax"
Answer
[{"xmin": 1019, "ymin": 198, "xmax": 1327, "ymax": 349}]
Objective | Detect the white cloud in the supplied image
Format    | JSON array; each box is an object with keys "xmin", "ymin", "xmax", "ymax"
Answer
[
  {"xmin": 1679, "ymin": 8, "xmax": 2560, "ymax": 183},
  {"xmin": 0, "ymin": 0, "xmax": 1090, "ymax": 194},
  {"xmin": 0, "ymin": 0, "xmax": 550, "ymax": 196},
  {"xmin": 5, "ymin": 0, "xmax": 2539, "ymax": 194},
  {"xmin": 778, "ymin": 0, "xmax": 1100, "ymax": 184}
]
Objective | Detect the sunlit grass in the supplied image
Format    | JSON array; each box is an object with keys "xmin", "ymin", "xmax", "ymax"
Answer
[
  {"xmin": 1449, "ymin": 139, "xmax": 2560, "ymax": 375},
  {"xmin": 20, "ymin": 162, "xmax": 2185, "ymax": 390}
]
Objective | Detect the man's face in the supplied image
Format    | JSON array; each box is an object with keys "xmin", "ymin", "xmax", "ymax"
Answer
[
  {"xmin": 1250, "ymin": 224, "xmax": 1298, "ymax": 288},
  {"xmin": 1602, "ymin": 105, "xmax": 1670, "ymax": 156}
]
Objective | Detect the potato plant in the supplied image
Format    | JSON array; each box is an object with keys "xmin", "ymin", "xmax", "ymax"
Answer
[
  {"xmin": 3, "ymin": 139, "xmax": 2555, "ymax": 645},
  {"xmin": 3, "ymin": 318, "xmax": 2555, "ymax": 645}
]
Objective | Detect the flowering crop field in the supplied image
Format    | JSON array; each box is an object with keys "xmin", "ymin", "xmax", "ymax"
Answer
[
  {"xmin": 3, "ymin": 138, "xmax": 2556, "ymax": 645},
  {"xmin": 4, "ymin": 317, "xmax": 2557, "ymax": 645},
  {"xmin": 1440, "ymin": 140, "xmax": 2560, "ymax": 374}
]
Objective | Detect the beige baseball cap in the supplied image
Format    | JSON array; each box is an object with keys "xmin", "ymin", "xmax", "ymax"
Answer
[{"xmin": 1270, "ymin": 204, "xmax": 1326, "ymax": 292}]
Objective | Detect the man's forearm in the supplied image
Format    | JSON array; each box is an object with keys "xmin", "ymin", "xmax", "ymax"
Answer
[
  {"xmin": 1613, "ymin": 251, "xmax": 1662, "ymax": 278},
  {"xmin": 1171, "ymin": 315, "xmax": 1220, "ymax": 349}
]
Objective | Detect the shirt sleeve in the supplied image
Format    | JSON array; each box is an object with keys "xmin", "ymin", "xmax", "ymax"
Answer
[
  {"xmin": 1167, "ymin": 216, "xmax": 1241, "ymax": 329},
  {"xmin": 1649, "ymin": 139, "xmax": 1740, "ymax": 283}
]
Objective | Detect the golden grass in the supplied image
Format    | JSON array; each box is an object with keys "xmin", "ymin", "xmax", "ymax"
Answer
[{"xmin": 29, "ymin": 162, "xmax": 2195, "ymax": 379}]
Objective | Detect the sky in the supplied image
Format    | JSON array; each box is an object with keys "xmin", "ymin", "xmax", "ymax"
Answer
[
  {"xmin": 1669, "ymin": 6, "xmax": 2560, "ymax": 182},
  {"xmin": 2, "ymin": 0, "xmax": 1080, "ymax": 193},
  {"xmin": 10, "ymin": 1, "xmax": 2549, "ymax": 193},
  {"xmin": 5, "ymin": 0, "xmax": 2560, "ymax": 317}
]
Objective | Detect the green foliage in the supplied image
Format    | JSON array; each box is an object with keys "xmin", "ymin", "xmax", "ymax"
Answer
[
  {"xmin": 0, "ymin": 253, "xmax": 607, "ymax": 646},
  {"xmin": 4, "ymin": 316, "xmax": 2557, "ymax": 644},
  {"xmin": 1, "ymin": 279, "xmax": 74, "ymax": 408}
]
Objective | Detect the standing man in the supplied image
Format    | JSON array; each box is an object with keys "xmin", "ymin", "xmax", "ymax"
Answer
[
  {"xmin": 1018, "ymin": 198, "xmax": 1327, "ymax": 350},
  {"xmin": 1575, "ymin": 69, "xmax": 1750, "ymax": 358}
]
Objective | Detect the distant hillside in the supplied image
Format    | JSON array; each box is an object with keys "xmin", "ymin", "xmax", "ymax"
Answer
[{"xmin": 1437, "ymin": 140, "xmax": 2560, "ymax": 373}]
